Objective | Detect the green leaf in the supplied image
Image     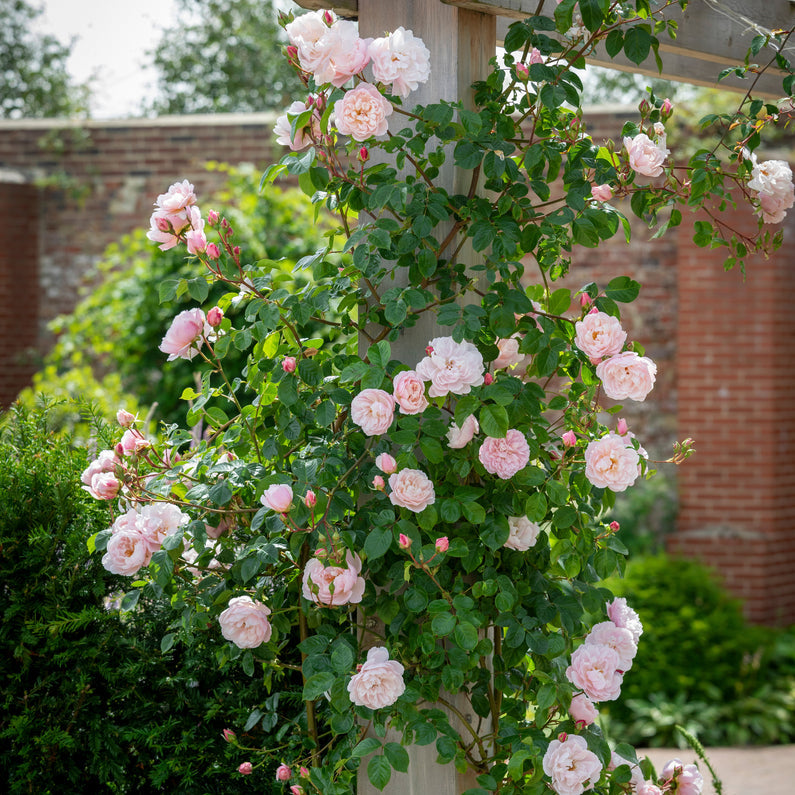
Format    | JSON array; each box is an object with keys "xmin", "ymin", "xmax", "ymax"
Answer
[
  {"xmin": 364, "ymin": 526, "xmax": 393, "ymax": 561},
  {"xmin": 384, "ymin": 742, "xmax": 410, "ymax": 772},
  {"xmin": 368, "ymin": 755, "xmax": 392, "ymax": 790},
  {"xmin": 605, "ymin": 276, "xmax": 640, "ymax": 303},
  {"xmin": 331, "ymin": 642, "xmax": 356, "ymax": 673},
  {"xmin": 303, "ymin": 672, "xmax": 336, "ymax": 701},
  {"xmin": 160, "ymin": 633, "xmax": 176, "ymax": 653},
  {"xmin": 624, "ymin": 25, "xmax": 652, "ymax": 65},
  {"xmin": 524, "ymin": 492, "xmax": 548, "ymax": 523},
  {"xmin": 578, "ymin": 0, "xmax": 604, "ymax": 31},
  {"xmin": 353, "ymin": 738, "xmax": 382, "ymax": 758},
  {"xmin": 605, "ymin": 28, "xmax": 624, "ymax": 57},
  {"xmin": 120, "ymin": 590, "xmax": 140, "ymax": 612},
  {"xmin": 479, "ymin": 404, "xmax": 509, "ymax": 438},
  {"xmin": 454, "ymin": 622, "xmax": 480, "ymax": 651},
  {"xmin": 431, "ymin": 612, "xmax": 456, "ymax": 637}
]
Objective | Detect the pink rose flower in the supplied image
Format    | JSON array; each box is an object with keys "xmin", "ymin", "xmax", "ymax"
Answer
[
  {"xmin": 637, "ymin": 783, "xmax": 663, "ymax": 795},
  {"xmin": 302, "ymin": 550, "xmax": 366, "ymax": 606},
  {"xmin": 367, "ymin": 27, "xmax": 430, "ymax": 99},
  {"xmin": 285, "ymin": 10, "xmax": 335, "ymax": 74},
  {"xmin": 119, "ymin": 428, "xmax": 150, "ymax": 455},
  {"xmin": 478, "ymin": 429, "xmax": 530, "ymax": 480},
  {"xmin": 447, "ymin": 414, "xmax": 479, "ymax": 448},
  {"xmin": 528, "ymin": 47, "xmax": 544, "ymax": 65},
  {"xmin": 566, "ymin": 643, "xmax": 624, "ymax": 702},
  {"xmin": 207, "ymin": 306, "xmax": 224, "ymax": 327},
  {"xmin": 185, "ymin": 206, "xmax": 207, "ymax": 255},
  {"xmin": 80, "ymin": 449, "xmax": 118, "ymax": 489},
  {"xmin": 375, "ymin": 452, "xmax": 397, "ymax": 474},
  {"xmin": 542, "ymin": 734, "xmax": 603, "ymax": 795},
  {"xmin": 351, "ymin": 388, "xmax": 395, "ymax": 436},
  {"xmin": 102, "ymin": 527, "xmax": 152, "ymax": 576},
  {"xmin": 273, "ymin": 100, "xmax": 321, "ymax": 151},
  {"xmin": 388, "ymin": 468, "xmax": 436, "ymax": 513},
  {"xmin": 562, "ymin": 430, "xmax": 577, "ymax": 448},
  {"xmin": 261, "ymin": 484, "xmax": 294, "ymax": 513},
  {"xmin": 606, "ymin": 597, "xmax": 643, "ymax": 643},
  {"xmin": 569, "ymin": 693, "xmax": 598, "ymax": 727},
  {"xmin": 116, "ymin": 408, "xmax": 135, "ymax": 427},
  {"xmin": 660, "ymin": 759, "xmax": 704, "ymax": 795},
  {"xmin": 333, "ymin": 82, "xmax": 393, "ymax": 141},
  {"xmin": 218, "ymin": 595, "xmax": 272, "ymax": 649},
  {"xmin": 591, "ymin": 183, "xmax": 613, "ymax": 202},
  {"xmin": 238, "ymin": 762, "xmax": 253, "ymax": 775},
  {"xmin": 347, "ymin": 646, "xmax": 406, "ymax": 709},
  {"xmin": 275, "ymin": 764, "xmax": 292, "ymax": 782},
  {"xmin": 624, "ymin": 132, "xmax": 669, "ymax": 177},
  {"xmin": 504, "ymin": 516, "xmax": 541, "ymax": 551},
  {"xmin": 584, "ymin": 433, "xmax": 640, "ymax": 492},
  {"xmin": 585, "ymin": 621, "xmax": 638, "ymax": 671},
  {"xmin": 392, "ymin": 370, "xmax": 429, "ymax": 415},
  {"xmin": 311, "ymin": 20, "xmax": 371, "ymax": 87},
  {"xmin": 609, "ymin": 752, "xmax": 645, "ymax": 792},
  {"xmin": 155, "ymin": 179, "xmax": 197, "ymax": 215},
  {"xmin": 573, "ymin": 311, "xmax": 626, "ymax": 362},
  {"xmin": 415, "ymin": 336, "xmax": 484, "ymax": 397},
  {"xmin": 88, "ymin": 472, "xmax": 120, "ymax": 500},
  {"xmin": 493, "ymin": 337, "xmax": 525, "ymax": 370},
  {"xmin": 748, "ymin": 157, "xmax": 794, "ymax": 223},
  {"xmin": 372, "ymin": 475, "xmax": 385, "ymax": 490},
  {"xmin": 282, "ymin": 356, "xmax": 297, "ymax": 373},
  {"xmin": 138, "ymin": 502, "xmax": 189, "ymax": 553},
  {"xmin": 159, "ymin": 308, "xmax": 208, "ymax": 361},
  {"xmin": 596, "ymin": 352, "xmax": 657, "ymax": 402}
]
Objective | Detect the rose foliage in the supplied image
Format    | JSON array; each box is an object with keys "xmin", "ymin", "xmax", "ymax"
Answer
[{"xmin": 84, "ymin": 3, "xmax": 793, "ymax": 793}]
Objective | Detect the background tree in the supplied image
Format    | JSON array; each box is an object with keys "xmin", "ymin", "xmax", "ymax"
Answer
[
  {"xmin": 0, "ymin": 0, "xmax": 90, "ymax": 118},
  {"xmin": 146, "ymin": 0, "xmax": 304, "ymax": 115}
]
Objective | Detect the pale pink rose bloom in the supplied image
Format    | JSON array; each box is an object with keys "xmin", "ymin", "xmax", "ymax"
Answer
[
  {"xmin": 282, "ymin": 356, "xmax": 297, "ymax": 373},
  {"xmin": 573, "ymin": 311, "xmax": 626, "ymax": 361},
  {"xmin": 185, "ymin": 206, "xmax": 207, "ymax": 255},
  {"xmin": 748, "ymin": 157, "xmax": 795, "ymax": 222},
  {"xmin": 542, "ymin": 734, "xmax": 603, "ymax": 795},
  {"xmin": 758, "ymin": 190, "xmax": 793, "ymax": 224},
  {"xmin": 624, "ymin": 132, "xmax": 669, "ymax": 178},
  {"xmin": 159, "ymin": 308, "xmax": 208, "ymax": 361},
  {"xmin": 88, "ymin": 472, "xmax": 120, "ymax": 500},
  {"xmin": 562, "ymin": 430, "xmax": 577, "ymax": 448},
  {"xmin": 591, "ymin": 183, "xmax": 613, "ymax": 202},
  {"xmin": 260, "ymin": 483, "xmax": 294, "ymax": 513},
  {"xmin": 375, "ymin": 452, "xmax": 397, "ymax": 474},
  {"xmin": 302, "ymin": 550, "xmax": 366, "ymax": 606},
  {"xmin": 119, "ymin": 428, "xmax": 149, "ymax": 455},
  {"xmin": 606, "ymin": 597, "xmax": 643, "ymax": 643},
  {"xmin": 493, "ymin": 337, "xmax": 524, "ymax": 370},
  {"xmin": 660, "ymin": 759, "xmax": 704, "ymax": 795},
  {"xmin": 80, "ymin": 449, "xmax": 118, "ymax": 488},
  {"xmin": 351, "ymin": 388, "xmax": 395, "ymax": 436},
  {"xmin": 504, "ymin": 516, "xmax": 541, "ymax": 551},
  {"xmin": 333, "ymin": 82, "xmax": 393, "ymax": 141},
  {"xmin": 392, "ymin": 369, "xmax": 429, "ymax": 414},
  {"xmin": 275, "ymin": 764, "xmax": 292, "ymax": 782},
  {"xmin": 155, "ymin": 179, "xmax": 197, "ymax": 215},
  {"xmin": 585, "ymin": 621, "xmax": 637, "ymax": 671},
  {"xmin": 478, "ymin": 429, "xmax": 530, "ymax": 480},
  {"xmin": 102, "ymin": 527, "xmax": 152, "ymax": 576},
  {"xmin": 205, "ymin": 516, "xmax": 232, "ymax": 539},
  {"xmin": 569, "ymin": 693, "xmax": 598, "ymax": 727},
  {"xmin": 138, "ymin": 502, "xmax": 189, "ymax": 553},
  {"xmin": 367, "ymin": 27, "xmax": 430, "ymax": 99},
  {"xmin": 347, "ymin": 646, "xmax": 406, "ymax": 709},
  {"xmin": 584, "ymin": 433, "xmax": 641, "ymax": 492},
  {"xmin": 312, "ymin": 20, "xmax": 371, "ymax": 87},
  {"xmin": 637, "ymin": 783, "xmax": 663, "ymax": 795},
  {"xmin": 416, "ymin": 336, "xmax": 484, "ymax": 397},
  {"xmin": 566, "ymin": 643, "xmax": 624, "ymax": 702},
  {"xmin": 218, "ymin": 595, "xmax": 272, "ymax": 648},
  {"xmin": 609, "ymin": 752, "xmax": 645, "ymax": 792},
  {"xmin": 273, "ymin": 100, "xmax": 320, "ymax": 151},
  {"xmin": 596, "ymin": 352, "xmax": 657, "ymax": 401},
  {"xmin": 285, "ymin": 10, "xmax": 335, "ymax": 74},
  {"xmin": 447, "ymin": 414, "xmax": 479, "ymax": 448},
  {"xmin": 388, "ymin": 468, "xmax": 436, "ymax": 513}
]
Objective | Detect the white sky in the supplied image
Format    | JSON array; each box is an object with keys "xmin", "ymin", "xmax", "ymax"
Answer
[{"xmin": 33, "ymin": 0, "xmax": 180, "ymax": 118}]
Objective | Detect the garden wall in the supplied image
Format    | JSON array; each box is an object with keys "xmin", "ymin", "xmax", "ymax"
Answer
[{"xmin": 0, "ymin": 109, "xmax": 793, "ymax": 624}]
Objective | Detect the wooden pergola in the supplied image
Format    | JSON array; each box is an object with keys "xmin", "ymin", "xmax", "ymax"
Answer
[{"xmin": 291, "ymin": 2, "xmax": 795, "ymax": 793}]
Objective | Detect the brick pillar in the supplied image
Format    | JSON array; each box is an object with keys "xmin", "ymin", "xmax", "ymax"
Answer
[
  {"xmin": 0, "ymin": 181, "xmax": 39, "ymax": 408},
  {"xmin": 671, "ymin": 204, "xmax": 795, "ymax": 626}
]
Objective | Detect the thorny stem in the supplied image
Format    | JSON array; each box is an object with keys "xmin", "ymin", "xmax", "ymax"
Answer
[{"xmin": 298, "ymin": 541, "xmax": 321, "ymax": 768}]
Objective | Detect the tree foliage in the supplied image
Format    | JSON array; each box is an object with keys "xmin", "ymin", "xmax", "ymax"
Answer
[
  {"xmin": 0, "ymin": 0, "xmax": 89, "ymax": 118},
  {"xmin": 146, "ymin": 0, "xmax": 304, "ymax": 115}
]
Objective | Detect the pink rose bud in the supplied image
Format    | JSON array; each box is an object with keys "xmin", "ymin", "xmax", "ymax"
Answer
[
  {"xmin": 207, "ymin": 306, "xmax": 224, "ymax": 327},
  {"xmin": 286, "ymin": 45, "xmax": 298, "ymax": 60},
  {"xmin": 398, "ymin": 533, "xmax": 412, "ymax": 549},
  {"xmin": 616, "ymin": 417, "xmax": 628, "ymax": 435},
  {"xmin": 116, "ymin": 408, "xmax": 135, "ymax": 428},
  {"xmin": 323, "ymin": 9, "xmax": 334, "ymax": 24},
  {"xmin": 515, "ymin": 63, "xmax": 529, "ymax": 81},
  {"xmin": 205, "ymin": 242, "xmax": 221, "ymax": 260},
  {"xmin": 207, "ymin": 209, "xmax": 220, "ymax": 226},
  {"xmin": 114, "ymin": 442, "xmax": 125, "ymax": 457},
  {"xmin": 238, "ymin": 762, "xmax": 253, "ymax": 775},
  {"xmin": 222, "ymin": 728, "xmax": 236, "ymax": 742},
  {"xmin": 375, "ymin": 452, "xmax": 397, "ymax": 474},
  {"xmin": 558, "ymin": 732, "xmax": 568, "ymax": 743},
  {"xmin": 528, "ymin": 47, "xmax": 544, "ymax": 65},
  {"xmin": 290, "ymin": 787, "xmax": 304, "ymax": 795},
  {"xmin": 661, "ymin": 97, "xmax": 673, "ymax": 117},
  {"xmin": 588, "ymin": 306, "xmax": 599, "ymax": 315},
  {"xmin": 233, "ymin": 245, "xmax": 241, "ymax": 257},
  {"xmin": 435, "ymin": 536, "xmax": 449, "ymax": 553},
  {"xmin": 639, "ymin": 98, "xmax": 651, "ymax": 114},
  {"xmin": 282, "ymin": 356, "xmax": 297, "ymax": 373},
  {"xmin": 483, "ymin": 373, "xmax": 494, "ymax": 385},
  {"xmin": 425, "ymin": 345, "xmax": 434, "ymax": 356},
  {"xmin": 591, "ymin": 183, "xmax": 613, "ymax": 202},
  {"xmin": 358, "ymin": 147, "xmax": 369, "ymax": 162},
  {"xmin": 155, "ymin": 216, "xmax": 171, "ymax": 232},
  {"xmin": 579, "ymin": 293, "xmax": 593, "ymax": 308},
  {"xmin": 300, "ymin": 767, "xmax": 310, "ymax": 778},
  {"xmin": 275, "ymin": 764, "xmax": 292, "ymax": 781},
  {"xmin": 609, "ymin": 521, "xmax": 620, "ymax": 532},
  {"xmin": 562, "ymin": 430, "xmax": 577, "ymax": 448},
  {"xmin": 373, "ymin": 475, "xmax": 385, "ymax": 490},
  {"xmin": 304, "ymin": 490, "xmax": 317, "ymax": 508}
]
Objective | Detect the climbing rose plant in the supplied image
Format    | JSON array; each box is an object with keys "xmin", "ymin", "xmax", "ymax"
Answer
[{"xmin": 84, "ymin": 2, "xmax": 793, "ymax": 793}]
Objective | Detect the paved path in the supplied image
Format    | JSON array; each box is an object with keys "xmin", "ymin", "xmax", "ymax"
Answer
[{"xmin": 639, "ymin": 746, "xmax": 795, "ymax": 795}]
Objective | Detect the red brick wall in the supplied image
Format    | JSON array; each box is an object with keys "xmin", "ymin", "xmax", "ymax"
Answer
[{"xmin": 0, "ymin": 181, "xmax": 39, "ymax": 406}]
